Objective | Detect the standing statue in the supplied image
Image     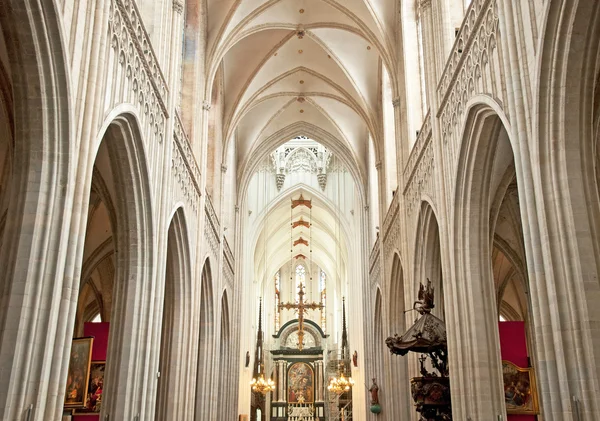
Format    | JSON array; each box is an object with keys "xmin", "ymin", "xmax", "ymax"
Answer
[
  {"xmin": 369, "ymin": 378, "xmax": 379, "ymax": 405},
  {"xmin": 352, "ymin": 351, "xmax": 358, "ymax": 367},
  {"xmin": 245, "ymin": 351, "xmax": 250, "ymax": 367}
]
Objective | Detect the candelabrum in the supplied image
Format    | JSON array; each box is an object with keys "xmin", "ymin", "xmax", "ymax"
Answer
[
  {"xmin": 250, "ymin": 374, "xmax": 276, "ymax": 395},
  {"xmin": 327, "ymin": 372, "xmax": 355, "ymax": 395}
]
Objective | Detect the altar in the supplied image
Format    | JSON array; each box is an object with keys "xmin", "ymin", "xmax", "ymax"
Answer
[{"xmin": 269, "ymin": 319, "xmax": 327, "ymax": 421}]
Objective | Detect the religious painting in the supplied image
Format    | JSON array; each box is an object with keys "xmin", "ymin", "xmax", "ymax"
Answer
[
  {"xmin": 64, "ymin": 337, "xmax": 94, "ymax": 408},
  {"xmin": 75, "ymin": 361, "xmax": 105, "ymax": 414},
  {"xmin": 288, "ymin": 362, "xmax": 314, "ymax": 403},
  {"xmin": 502, "ymin": 360, "xmax": 539, "ymax": 414}
]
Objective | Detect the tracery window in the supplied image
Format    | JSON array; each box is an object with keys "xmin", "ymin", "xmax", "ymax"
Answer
[
  {"xmin": 275, "ymin": 270, "xmax": 281, "ymax": 331},
  {"xmin": 319, "ymin": 269, "xmax": 327, "ymax": 332}
]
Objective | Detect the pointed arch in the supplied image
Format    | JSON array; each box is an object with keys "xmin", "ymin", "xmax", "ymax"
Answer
[
  {"xmin": 218, "ymin": 290, "xmax": 232, "ymax": 421},
  {"xmin": 0, "ymin": 0, "xmax": 73, "ymax": 418},
  {"xmin": 533, "ymin": 0, "xmax": 600, "ymax": 417},
  {"xmin": 195, "ymin": 258, "xmax": 216, "ymax": 419},
  {"xmin": 452, "ymin": 103, "xmax": 517, "ymax": 419},
  {"xmin": 92, "ymin": 112, "xmax": 156, "ymax": 419},
  {"xmin": 156, "ymin": 207, "xmax": 194, "ymax": 420},
  {"xmin": 414, "ymin": 201, "xmax": 443, "ymax": 319},
  {"xmin": 386, "ymin": 252, "xmax": 411, "ymax": 420}
]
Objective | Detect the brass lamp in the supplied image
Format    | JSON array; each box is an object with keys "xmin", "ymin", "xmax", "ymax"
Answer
[
  {"xmin": 250, "ymin": 368, "xmax": 276, "ymax": 395},
  {"xmin": 327, "ymin": 362, "xmax": 354, "ymax": 395}
]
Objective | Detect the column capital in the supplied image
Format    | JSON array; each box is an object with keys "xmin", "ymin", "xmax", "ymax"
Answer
[
  {"xmin": 202, "ymin": 100, "xmax": 212, "ymax": 111},
  {"xmin": 392, "ymin": 97, "xmax": 402, "ymax": 108}
]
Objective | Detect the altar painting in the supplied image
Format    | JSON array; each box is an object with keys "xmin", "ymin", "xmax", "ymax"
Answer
[
  {"xmin": 502, "ymin": 360, "xmax": 539, "ymax": 414},
  {"xmin": 288, "ymin": 362, "xmax": 314, "ymax": 403}
]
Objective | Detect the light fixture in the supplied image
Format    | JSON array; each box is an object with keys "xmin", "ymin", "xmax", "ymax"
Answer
[
  {"xmin": 250, "ymin": 299, "xmax": 276, "ymax": 395},
  {"xmin": 327, "ymin": 363, "xmax": 355, "ymax": 395},
  {"xmin": 250, "ymin": 365, "xmax": 276, "ymax": 395}
]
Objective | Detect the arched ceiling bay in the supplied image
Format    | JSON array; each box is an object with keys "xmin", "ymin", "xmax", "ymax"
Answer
[
  {"xmin": 252, "ymin": 190, "xmax": 351, "ymax": 292},
  {"xmin": 205, "ymin": 0, "xmax": 398, "ymax": 177}
]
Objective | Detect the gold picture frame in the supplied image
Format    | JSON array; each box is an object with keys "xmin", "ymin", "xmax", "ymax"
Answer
[
  {"xmin": 502, "ymin": 360, "xmax": 539, "ymax": 414},
  {"xmin": 64, "ymin": 337, "xmax": 94, "ymax": 408},
  {"xmin": 74, "ymin": 361, "xmax": 105, "ymax": 414}
]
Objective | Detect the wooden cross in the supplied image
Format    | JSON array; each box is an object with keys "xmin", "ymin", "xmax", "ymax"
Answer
[{"xmin": 279, "ymin": 282, "xmax": 323, "ymax": 350}]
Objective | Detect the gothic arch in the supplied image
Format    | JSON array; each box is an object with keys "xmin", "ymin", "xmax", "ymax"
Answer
[
  {"xmin": 237, "ymin": 121, "xmax": 367, "ymax": 202},
  {"xmin": 413, "ymin": 201, "xmax": 444, "ymax": 319},
  {"xmin": 218, "ymin": 291, "xmax": 232, "ymax": 421},
  {"xmin": 386, "ymin": 252, "xmax": 411, "ymax": 420},
  {"xmin": 452, "ymin": 103, "xmax": 521, "ymax": 419},
  {"xmin": 91, "ymin": 112, "xmax": 156, "ymax": 420},
  {"xmin": 0, "ymin": 0, "xmax": 72, "ymax": 418},
  {"xmin": 534, "ymin": 1, "xmax": 600, "ymax": 417},
  {"xmin": 195, "ymin": 258, "xmax": 216, "ymax": 420},
  {"xmin": 156, "ymin": 207, "xmax": 194, "ymax": 420},
  {"xmin": 373, "ymin": 288, "xmax": 384, "ymax": 376}
]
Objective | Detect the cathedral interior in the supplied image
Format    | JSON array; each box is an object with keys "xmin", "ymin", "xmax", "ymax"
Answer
[{"xmin": 0, "ymin": 0, "xmax": 599, "ymax": 420}]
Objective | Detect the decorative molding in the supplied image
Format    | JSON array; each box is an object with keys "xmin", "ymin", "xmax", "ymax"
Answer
[
  {"xmin": 204, "ymin": 192, "xmax": 221, "ymax": 258},
  {"xmin": 419, "ymin": 0, "xmax": 432, "ymax": 10},
  {"xmin": 436, "ymin": 0, "xmax": 501, "ymax": 143},
  {"xmin": 403, "ymin": 136, "xmax": 434, "ymax": 216},
  {"xmin": 276, "ymin": 173, "xmax": 286, "ymax": 191},
  {"xmin": 392, "ymin": 98, "xmax": 402, "ymax": 108},
  {"xmin": 223, "ymin": 237, "xmax": 235, "ymax": 289},
  {"xmin": 173, "ymin": 0, "xmax": 184, "ymax": 13},
  {"xmin": 382, "ymin": 190, "xmax": 400, "ymax": 256},
  {"xmin": 110, "ymin": 0, "xmax": 169, "ymax": 115},
  {"xmin": 202, "ymin": 100, "xmax": 212, "ymax": 111},
  {"xmin": 173, "ymin": 111, "xmax": 202, "ymax": 210},
  {"xmin": 221, "ymin": 164, "xmax": 228, "ymax": 173},
  {"xmin": 317, "ymin": 173, "xmax": 327, "ymax": 191},
  {"xmin": 369, "ymin": 238, "xmax": 381, "ymax": 286},
  {"xmin": 404, "ymin": 112, "xmax": 432, "ymax": 180}
]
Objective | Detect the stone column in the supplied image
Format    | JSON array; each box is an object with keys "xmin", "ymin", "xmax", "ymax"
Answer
[
  {"xmin": 278, "ymin": 361, "xmax": 287, "ymax": 402},
  {"xmin": 315, "ymin": 361, "xmax": 324, "ymax": 402}
]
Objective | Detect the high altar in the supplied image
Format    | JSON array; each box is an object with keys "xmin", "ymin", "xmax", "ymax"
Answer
[{"xmin": 269, "ymin": 319, "xmax": 328, "ymax": 421}]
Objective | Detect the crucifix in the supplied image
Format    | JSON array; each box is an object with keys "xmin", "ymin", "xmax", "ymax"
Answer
[{"xmin": 279, "ymin": 281, "xmax": 323, "ymax": 350}]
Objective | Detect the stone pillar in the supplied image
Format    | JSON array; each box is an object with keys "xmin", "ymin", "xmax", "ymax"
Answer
[
  {"xmin": 315, "ymin": 361, "xmax": 324, "ymax": 402},
  {"xmin": 278, "ymin": 361, "xmax": 287, "ymax": 402}
]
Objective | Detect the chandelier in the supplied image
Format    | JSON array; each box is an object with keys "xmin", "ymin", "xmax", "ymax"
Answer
[
  {"xmin": 250, "ymin": 372, "xmax": 276, "ymax": 395},
  {"xmin": 327, "ymin": 372, "xmax": 355, "ymax": 395}
]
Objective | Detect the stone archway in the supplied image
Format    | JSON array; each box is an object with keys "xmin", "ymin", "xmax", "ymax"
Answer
[
  {"xmin": 195, "ymin": 258, "xmax": 216, "ymax": 420},
  {"xmin": 85, "ymin": 113, "xmax": 156, "ymax": 420},
  {"xmin": 0, "ymin": 1, "xmax": 72, "ymax": 419},
  {"xmin": 386, "ymin": 253, "xmax": 411, "ymax": 420},
  {"xmin": 156, "ymin": 207, "xmax": 193, "ymax": 420}
]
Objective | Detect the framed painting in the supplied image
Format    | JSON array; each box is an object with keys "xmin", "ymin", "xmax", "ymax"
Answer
[
  {"xmin": 74, "ymin": 361, "xmax": 105, "ymax": 414},
  {"xmin": 287, "ymin": 362, "xmax": 314, "ymax": 403},
  {"xmin": 64, "ymin": 337, "xmax": 94, "ymax": 408},
  {"xmin": 502, "ymin": 360, "xmax": 539, "ymax": 414}
]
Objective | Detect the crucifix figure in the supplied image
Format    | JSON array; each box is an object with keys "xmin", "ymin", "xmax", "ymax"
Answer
[{"xmin": 279, "ymin": 282, "xmax": 323, "ymax": 350}]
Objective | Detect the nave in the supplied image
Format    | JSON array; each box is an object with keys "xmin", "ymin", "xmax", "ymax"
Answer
[{"xmin": 0, "ymin": 0, "xmax": 599, "ymax": 420}]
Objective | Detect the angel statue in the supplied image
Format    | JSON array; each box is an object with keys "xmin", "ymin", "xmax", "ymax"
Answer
[{"xmin": 413, "ymin": 279, "xmax": 435, "ymax": 314}]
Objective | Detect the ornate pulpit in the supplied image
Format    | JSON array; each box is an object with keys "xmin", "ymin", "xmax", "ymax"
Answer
[{"xmin": 386, "ymin": 280, "xmax": 452, "ymax": 421}]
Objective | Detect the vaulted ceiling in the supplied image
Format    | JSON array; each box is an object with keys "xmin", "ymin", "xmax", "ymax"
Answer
[{"xmin": 204, "ymin": 0, "xmax": 399, "ymax": 179}]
